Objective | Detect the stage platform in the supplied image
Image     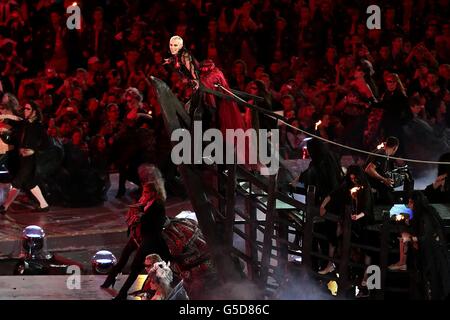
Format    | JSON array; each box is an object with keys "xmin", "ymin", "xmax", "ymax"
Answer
[
  {"xmin": 0, "ymin": 175, "xmax": 192, "ymax": 271},
  {"xmin": 0, "ymin": 275, "xmax": 147, "ymax": 300},
  {"xmin": 0, "ymin": 196, "xmax": 191, "ymax": 255}
]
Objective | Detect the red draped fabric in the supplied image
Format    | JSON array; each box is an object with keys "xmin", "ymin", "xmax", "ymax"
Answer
[
  {"xmin": 200, "ymin": 62, "xmax": 251, "ymax": 165},
  {"xmin": 200, "ymin": 62, "xmax": 247, "ymax": 134}
]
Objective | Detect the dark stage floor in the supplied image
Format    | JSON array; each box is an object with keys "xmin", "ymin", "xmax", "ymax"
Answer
[{"xmin": 0, "ymin": 174, "xmax": 192, "ymax": 274}]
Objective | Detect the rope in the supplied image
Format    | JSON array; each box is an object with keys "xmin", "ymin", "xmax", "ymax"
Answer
[{"xmin": 215, "ymin": 83, "xmax": 450, "ymax": 166}]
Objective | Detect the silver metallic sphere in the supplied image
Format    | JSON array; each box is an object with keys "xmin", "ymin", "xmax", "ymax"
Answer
[
  {"xmin": 22, "ymin": 225, "xmax": 45, "ymax": 257},
  {"xmin": 91, "ymin": 250, "xmax": 117, "ymax": 274}
]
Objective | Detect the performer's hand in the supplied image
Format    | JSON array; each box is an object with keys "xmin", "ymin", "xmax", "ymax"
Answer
[
  {"xmin": 191, "ymin": 80, "xmax": 199, "ymax": 90},
  {"xmin": 351, "ymin": 213, "xmax": 364, "ymax": 221},
  {"xmin": 382, "ymin": 177, "xmax": 394, "ymax": 187}
]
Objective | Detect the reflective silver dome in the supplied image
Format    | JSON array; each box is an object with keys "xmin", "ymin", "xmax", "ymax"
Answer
[
  {"xmin": 22, "ymin": 226, "xmax": 46, "ymax": 258},
  {"xmin": 23, "ymin": 225, "xmax": 46, "ymax": 239},
  {"xmin": 91, "ymin": 250, "xmax": 117, "ymax": 274}
]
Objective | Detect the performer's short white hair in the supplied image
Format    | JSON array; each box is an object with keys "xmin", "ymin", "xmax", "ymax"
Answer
[{"xmin": 170, "ymin": 35, "xmax": 184, "ymax": 46}]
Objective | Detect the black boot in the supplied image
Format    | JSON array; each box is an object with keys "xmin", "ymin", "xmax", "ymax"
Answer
[
  {"xmin": 112, "ymin": 271, "xmax": 138, "ymax": 300},
  {"xmin": 116, "ymin": 171, "xmax": 127, "ymax": 198},
  {"xmin": 112, "ymin": 290, "xmax": 128, "ymax": 300},
  {"xmin": 100, "ymin": 273, "xmax": 117, "ymax": 289}
]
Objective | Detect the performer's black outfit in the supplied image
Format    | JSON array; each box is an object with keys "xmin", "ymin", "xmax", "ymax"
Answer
[
  {"xmin": 349, "ymin": 185, "xmax": 374, "ymax": 245},
  {"xmin": 166, "ymin": 48, "xmax": 199, "ymax": 88},
  {"xmin": 299, "ymin": 138, "xmax": 344, "ymax": 204},
  {"xmin": 164, "ymin": 48, "xmax": 203, "ymax": 122},
  {"xmin": 112, "ymin": 198, "xmax": 171, "ymax": 300},
  {"xmin": 12, "ymin": 120, "xmax": 47, "ymax": 191},
  {"xmin": 365, "ymin": 149, "xmax": 396, "ymax": 205},
  {"xmin": 319, "ymin": 166, "xmax": 375, "ymax": 279},
  {"xmin": 325, "ymin": 179, "xmax": 374, "ymax": 247},
  {"xmin": 407, "ymin": 192, "xmax": 450, "ymax": 300},
  {"xmin": 299, "ymin": 139, "xmax": 345, "ymax": 269}
]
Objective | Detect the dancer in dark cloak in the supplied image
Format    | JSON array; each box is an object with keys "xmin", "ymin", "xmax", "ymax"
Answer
[{"xmin": 390, "ymin": 191, "xmax": 450, "ymax": 300}]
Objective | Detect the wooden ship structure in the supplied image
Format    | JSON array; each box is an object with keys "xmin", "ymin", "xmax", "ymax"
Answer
[{"xmin": 152, "ymin": 77, "xmax": 450, "ymax": 300}]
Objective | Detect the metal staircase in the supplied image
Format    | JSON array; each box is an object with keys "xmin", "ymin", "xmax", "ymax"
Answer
[
  {"xmin": 152, "ymin": 76, "xmax": 450, "ymax": 299},
  {"xmin": 152, "ymin": 77, "xmax": 309, "ymax": 297}
]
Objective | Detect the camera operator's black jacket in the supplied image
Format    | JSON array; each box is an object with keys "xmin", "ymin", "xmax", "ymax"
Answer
[{"xmin": 424, "ymin": 183, "xmax": 450, "ymax": 204}]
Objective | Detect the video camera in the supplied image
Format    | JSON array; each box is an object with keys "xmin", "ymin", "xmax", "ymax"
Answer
[{"xmin": 385, "ymin": 165, "xmax": 413, "ymax": 188}]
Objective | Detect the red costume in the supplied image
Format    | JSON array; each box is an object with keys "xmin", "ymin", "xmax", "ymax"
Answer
[
  {"xmin": 199, "ymin": 60, "xmax": 251, "ymax": 165},
  {"xmin": 199, "ymin": 60, "xmax": 247, "ymax": 135}
]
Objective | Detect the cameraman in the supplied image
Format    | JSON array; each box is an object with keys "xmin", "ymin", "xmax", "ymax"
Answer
[
  {"xmin": 364, "ymin": 136, "xmax": 400, "ymax": 205},
  {"xmin": 424, "ymin": 152, "xmax": 450, "ymax": 203}
]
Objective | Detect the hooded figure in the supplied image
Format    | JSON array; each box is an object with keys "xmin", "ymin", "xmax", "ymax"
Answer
[
  {"xmin": 299, "ymin": 138, "xmax": 344, "ymax": 204},
  {"xmin": 407, "ymin": 191, "xmax": 450, "ymax": 300}
]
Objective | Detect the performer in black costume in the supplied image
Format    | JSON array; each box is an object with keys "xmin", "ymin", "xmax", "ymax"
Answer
[
  {"xmin": 319, "ymin": 166, "xmax": 374, "ymax": 279},
  {"xmin": 390, "ymin": 191, "xmax": 450, "ymax": 300},
  {"xmin": 0, "ymin": 101, "xmax": 49, "ymax": 214},
  {"xmin": 294, "ymin": 138, "xmax": 344, "ymax": 204},
  {"xmin": 164, "ymin": 36, "xmax": 247, "ymax": 135},
  {"xmin": 163, "ymin": 35, "xmax": 216, "ymax": 130},
  {"xmin": 100, "ymin": 166, "xmax": 159, "ymax": 289},
  {"xmin": 291, "ymin": 138, "xmax": 345, "ymax": 269},
  {"xmin": 164, "ymin": 35, "xmax": 200, "ymax": 91},
  {"xmin": 101, "ymin": 165, "xmax": 171, "ymax": 300}
]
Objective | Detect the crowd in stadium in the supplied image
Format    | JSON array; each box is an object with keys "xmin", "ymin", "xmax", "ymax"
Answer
[{"xmin": 0, "ymin": 0, "xmax": 448, "ymax": 205}]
